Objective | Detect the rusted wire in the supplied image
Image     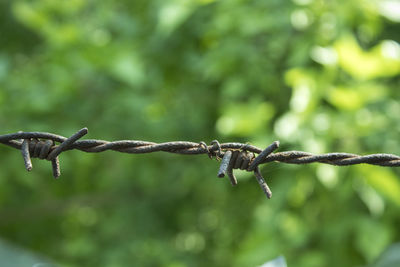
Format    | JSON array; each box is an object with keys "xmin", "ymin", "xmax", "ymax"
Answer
[{"xmin": 1, "ymin": 128, "xmax": 400, "ymax": 198}]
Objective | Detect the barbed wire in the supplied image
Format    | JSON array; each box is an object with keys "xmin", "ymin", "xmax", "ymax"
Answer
[{"xmin": 1, "ymin": 127, "xmax": 399, "ymax": 199}]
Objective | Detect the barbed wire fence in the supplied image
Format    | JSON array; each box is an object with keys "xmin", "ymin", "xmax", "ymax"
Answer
[{"xmin": 1, "ymin": 127, "xmax": 400, "ymax": 199}]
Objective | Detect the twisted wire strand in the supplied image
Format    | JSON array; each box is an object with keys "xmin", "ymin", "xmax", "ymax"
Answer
[
  {"xmin": 1, "ymin": 131, "xmax": 399, "ymax": 165},
  {"xmin": 1, "ymin": 128, "xmax": 399, "ymax": 198}
]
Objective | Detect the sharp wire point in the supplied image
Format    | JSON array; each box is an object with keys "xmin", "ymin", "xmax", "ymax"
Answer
[
  {"xmin": 47, "ymin": 127, "xmax": 88, "ymax": 160},
  {"xmin": 52, "ymin": 157, "xmax": 61, "ymax": 179},
  {"xmin": 218, "ymin": 151, "xmax": 232, "ymax": 178},
  {"xmin": 254, "ymin": 167, "xmax": 272, "ymax": 199},
  {"xmin": 248, "ymin": 141, "xmax": 280, "ymax": 171},
  {"xmin": 21, "ymin": 139, "xmax": 32, "ymax": 171},
  {"xmin": 227, "ymin": 151, "xmax": 239, "ymax": 186}
]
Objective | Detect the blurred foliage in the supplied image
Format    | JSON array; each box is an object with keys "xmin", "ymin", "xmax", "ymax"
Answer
[{"xmin": 0, "ymin": 0, "xmax": 400, "ymax": 266}]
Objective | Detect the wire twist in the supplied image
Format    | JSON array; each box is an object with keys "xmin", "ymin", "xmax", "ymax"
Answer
[{"xmin": 1, "ymin": 128, "xmax": 400, "ymax": 198}]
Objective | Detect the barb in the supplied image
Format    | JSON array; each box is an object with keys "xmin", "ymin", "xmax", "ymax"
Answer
[{"xmin": 1, "ymin": 128, "xmax": 399, "ymax": 198}]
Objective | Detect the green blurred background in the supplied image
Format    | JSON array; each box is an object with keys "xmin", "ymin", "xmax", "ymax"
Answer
[{"xmin": 0, "ymin": 0, "xmax": 400, "ymax": 266}]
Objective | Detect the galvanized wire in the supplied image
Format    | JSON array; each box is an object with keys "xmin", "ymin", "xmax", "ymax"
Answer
[{"xmin": 1, "ymin": 128, "xmax": 399, "ymax": 199}]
